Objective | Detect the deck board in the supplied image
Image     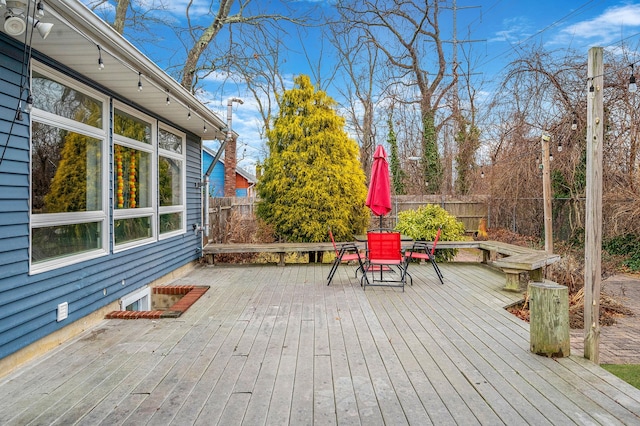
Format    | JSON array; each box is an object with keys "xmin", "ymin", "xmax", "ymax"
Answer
[
  {"xmin": 409, "ymin": 266, "xmax": 587, "ymax": 423},
  {"xmin": 1, "ymin": 262, "xmax": 640, "ymax": 425}
]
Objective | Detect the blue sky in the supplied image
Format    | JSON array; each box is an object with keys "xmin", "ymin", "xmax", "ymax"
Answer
[{"xmin": 84, "ymin": 1, "xmax": 640, "ymax": 173}]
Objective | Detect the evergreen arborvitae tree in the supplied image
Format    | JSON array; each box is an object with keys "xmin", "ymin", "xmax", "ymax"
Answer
[
  {"xmin": 256, "ymin": 75, "xmax": 369, "ymax": 242},
  {"xmin": 44, "ymin": 131, "xmax": 92, "ymax": 213},
  {"xmin": 44, "ymin": 101, "xmax": 103, "ymax": 214}
]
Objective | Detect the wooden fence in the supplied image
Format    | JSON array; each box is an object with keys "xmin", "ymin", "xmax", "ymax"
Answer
[
  {"xmin": 206, "ymin": 197, "xmax": 256, "ymax": 244},
  {"xmin": 390, "ymin": 195, "xmax": 488, "ymax": 233},
  {"xmin": 206, "ymin": 194, "xmax": 637, "ymax": 244},
  {"xmin": 207, "ymin": 195, "xmax": 488, "ymax": 243}
]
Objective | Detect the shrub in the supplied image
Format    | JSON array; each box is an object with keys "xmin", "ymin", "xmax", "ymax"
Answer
[
  {"xmin": 395, "ymin": 204, "xmax": 466, "ymax": 261},
  {"xmin": 604, "ymin": 234, "xmax": 640, "ymax": 271}
]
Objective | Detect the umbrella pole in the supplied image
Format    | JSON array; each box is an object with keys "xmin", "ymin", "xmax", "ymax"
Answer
[{"xmin": 379, "ymin": 214, "xmax": 383, "ymax": 280}]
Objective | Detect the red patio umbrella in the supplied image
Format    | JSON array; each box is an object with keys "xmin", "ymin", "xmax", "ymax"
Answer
[{"xmin": 366, "ymin": 144, "xmax": 392, "ymax": 228}]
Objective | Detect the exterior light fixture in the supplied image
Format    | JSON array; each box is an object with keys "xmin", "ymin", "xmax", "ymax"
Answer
[
  {"xmin": 166, "ymin": 89, "xmax": 170, "ymax": 105},
  {"xmin": 1, "ymin": 1, "xmax": 52, "ymax": 37},
  {"xmin": 630, "ymin": 64, "xmax": 637, "ymax": 93},
  {"xmin": 187, "ymin": 108, "xmax": 191, "ymax": 120},
  {"xmin": 4, "ymin": 12, "xmax": 26, "ymax": 36},
  {"xmin": 25, "ymin": 15, "xmax": 52, "ymax": 39},
  {"xmin": 15, "ymin": 101, "xmax": 23, "ymax": 121},
  {"xmin": 137, "ymin": 72, "xmax": 142, "ymax": 91},
  {"xmin": 25, "ymin": 92, "xmax": 32, "ymax": 112},
  {"xmin": 97, "ymin": 45, "xmax": 104, "ymax": 70}
]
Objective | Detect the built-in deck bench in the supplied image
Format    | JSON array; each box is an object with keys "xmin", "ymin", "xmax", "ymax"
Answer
[
  {"xmin": 429, "ymin": 240, "xmax": 560, "ymax": 291},
  {"xmin": 202, "ymin": 242, "xmax": 345, "ymax": 266},
  {"xmin": 202, "ymin": 239, "xmax": 560, "ymax": 291}
]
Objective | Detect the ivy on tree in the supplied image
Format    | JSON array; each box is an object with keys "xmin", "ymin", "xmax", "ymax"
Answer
[
  {"xmin": 257, "ymin": 75, "xmax": 369, "ymax": 242},
  {"xmin": 387, "ymin": 115, "xmax": 406, "ymax": 195}
]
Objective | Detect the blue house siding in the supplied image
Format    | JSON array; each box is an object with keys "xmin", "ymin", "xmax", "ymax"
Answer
[
  {"xmin": 202, "ymin": 148, "xmax": 225, "ymax": 197},
  {"xmin": 201, "ymin": 147, "xmax": 254, "ymax": 197},
  {"xmin": 186, "ymin": 136, "xmax": 204, "ymax": 231},
  {"xmin": 0, "ymin": 43, "xmax": 30, "ymax": 290},
  {"xmin": 0, "ymin": 38, "xmax": 204, "ymax": 361}
]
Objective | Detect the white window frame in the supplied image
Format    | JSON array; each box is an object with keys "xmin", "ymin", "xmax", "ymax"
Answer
[
  {"xmin": 120, "ymin": 286, "xmax": 151, "ymax": 311},
  {"xmin": 112, "ymin": 101, "xmax": 157, "ymax": 252},
  {"xmin": 158, "ymin": 124, "xmax": 186, "ymax": 239},
  {"xmin": 29, "ymin": 63, "xmax": 109, "ymax": 274}
]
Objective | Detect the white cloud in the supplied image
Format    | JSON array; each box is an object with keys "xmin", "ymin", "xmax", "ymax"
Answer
[
  {"xmin": 163, "ymin": 0, "xmax": 212, "ymax": 18},
  {"xmin": 557, "ymin": 4, "xmax": 640, "ymax": 45},
  {"xmin": 490, "ymin": 17, "xmax": 533, "ymax": 43}
]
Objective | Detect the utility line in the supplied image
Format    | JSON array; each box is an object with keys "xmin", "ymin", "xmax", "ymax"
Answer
[{"xmin": 478, "ymin": 0, "xmax": 601, "ymax": 70}]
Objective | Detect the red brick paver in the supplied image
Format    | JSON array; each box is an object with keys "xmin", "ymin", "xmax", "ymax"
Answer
[{"xmin": 104, "ymin": 285, "xmax": 208, "ymax": 320}]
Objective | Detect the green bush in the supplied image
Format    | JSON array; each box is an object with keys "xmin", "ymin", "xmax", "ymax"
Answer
[
  {"xmin": 604, "ymin": 234, "xmax": 640, "ymax": 271},
  {"xmin": 395, "ymin": 204, "xmax": 466, "ymax": 261}
]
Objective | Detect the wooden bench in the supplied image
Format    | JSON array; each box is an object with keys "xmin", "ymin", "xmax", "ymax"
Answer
[
  {"xmin": 492, "ymin": 251, "xmax": 561, "ymax": 291},
  {"xmin": 202, "ymin": 242, "xmax": 357, "ymax": 266},
  {"xmin": 422, "ymin": 240, "xmax": 561, "ymax": 291}
]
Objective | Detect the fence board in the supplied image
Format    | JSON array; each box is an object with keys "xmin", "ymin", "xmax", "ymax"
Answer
[{"xmin": 207, "ymin": 196, "xmax": 489, "ymax": 243}]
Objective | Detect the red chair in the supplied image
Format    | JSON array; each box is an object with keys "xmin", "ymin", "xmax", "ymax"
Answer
[
  {"xmin": 404, "ymin": 227, "xmax": 444, "ymax": 284},
  {"xmin": 362, "ymin": 231, "xmax": 409, "ymax": 291},
  {"xmin": 327, "ymin": 227, "xmax": 365, "ymax": 285}
]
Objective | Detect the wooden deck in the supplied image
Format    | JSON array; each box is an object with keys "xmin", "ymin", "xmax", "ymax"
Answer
[{"xmin": 2, "ymin": 262, "xmax": 640, "ymax": 425}]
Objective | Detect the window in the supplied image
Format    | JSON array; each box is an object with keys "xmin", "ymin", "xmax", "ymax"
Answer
[
  {"xmin": 113, "ymin": 104, "xmax": 156, "ymax": 250},
  {"xmin": 120, "ymin": 287, "xmax": 150, "ymax": 311},
  {"xmin": 29, "ymin": 64, "xmax": 192, "ymax": 272},
  {"xmin": 158, "ymin": 126, "xmax": 186, "ymax": 237},
  {"xmin": 30, "ymin": 65, "xmax": 109, "ymax": 273}
]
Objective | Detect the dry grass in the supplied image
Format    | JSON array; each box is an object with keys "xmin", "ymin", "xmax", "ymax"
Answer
[
  {"xmin": 606, "ymin": 186, "xmax": 640, "ymax": 235},
  {"xmin": 506, "ymin": 287, "xmax": 633, "ymax": 329},
  {"xmin": 567, "ymin": 287, "xmax": 633, "ymax": 328},
  {"xmin": 211, "ymin": 210, "xmax": 275, "ymax": 263}
]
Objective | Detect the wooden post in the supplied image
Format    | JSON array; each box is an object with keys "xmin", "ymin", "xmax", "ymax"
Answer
[
  {"xmin": 541, "ymin": 134, "xmax": 553, "ymax": 254},
  {"xmin": 584, "ymin": 47, "xmax": 604, "ymax": 363},
  {"xmin": 529, "ymin": 281, "xmax": 570, "ymax": 357}
]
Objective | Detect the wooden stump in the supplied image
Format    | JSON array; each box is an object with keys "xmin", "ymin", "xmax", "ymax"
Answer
[{"xmin": 529, "ymin": 281, "xmax": 570, "ymax": 357}]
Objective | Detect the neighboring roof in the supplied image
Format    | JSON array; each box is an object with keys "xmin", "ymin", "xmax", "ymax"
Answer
[
  {"xmin": 235, "ymin": 164, "xmax": 257, "ymax": 184},
  {"xmin": 2, "ymin": 0, "xmax": 230, "ymax": 140},
  {"xmin": 202, "ymin": 145, "xmax": 256, "ymax": 184}
]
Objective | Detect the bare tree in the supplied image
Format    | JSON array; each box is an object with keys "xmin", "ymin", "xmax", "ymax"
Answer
[
  {"xmin": 453, "ymin": 41, "xmax": 483, "ymax": 195},
  {"xmin": 328, "ymin": 12, "xmax": 381, "ymax": 182},
  {"xmin": 179, "ymin": 1, "xmax": 314, "ymax": 92},
  {"xmin": 485, "ymin": 46, "xmax": 586, "ymax": 238},
  {"xmin": 90, "ymin": 1, "xmax": 314, "ymax": 95},
  {"xmin": 334, "ymin": 0, "xmax": 454, "ymax": 194},
  {"xmin": 85, "ymin": 0, "xmax": 172, "ymax": 39},
  {"xmin": 485, "ymin": 43, "xmax": 640, "ymax": 239}
]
